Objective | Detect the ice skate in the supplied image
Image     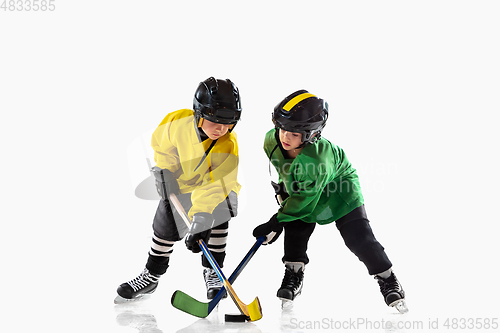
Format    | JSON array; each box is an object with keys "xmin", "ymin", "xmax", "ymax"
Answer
[
  {"xmin": 277, "ymin": 262, "xmax": 304, "ymax": 309},
  {"xmin": 375, "ymin": 271, "xmax": 408, "ymax": 313},
  {"xmin": 203, "ymin": 268, "xmax": 227, "ymax": 300},
  {"xmin": 115, "ymin": 268, "xmax": 160, "ymax": 304}
]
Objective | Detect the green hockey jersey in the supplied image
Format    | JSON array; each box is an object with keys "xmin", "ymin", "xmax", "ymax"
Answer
[{"xmin": 264, "ymin": 128, "xmax": 364, "ymax": 225}]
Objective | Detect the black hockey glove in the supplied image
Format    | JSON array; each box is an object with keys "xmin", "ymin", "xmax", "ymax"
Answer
[
  {"xmin": 151, "ymin": 166, "xmax": 180, "ymax": 201},
  {"xmin": 271, "ymin": 181, "xmax": 289, "ymax": 205},
  {"xmin": 185, "ymin": 213, "xmax": 215, "ymax": 253},
  {"xmin": 252, "ymin": 213, "xmax": 284, "ymax": 245}
]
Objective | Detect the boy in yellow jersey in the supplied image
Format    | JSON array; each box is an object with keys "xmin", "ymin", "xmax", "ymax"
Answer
[
  {"xmin": 253, "ymin": 90, "xmax": 408, "ymax": 313},
  {"xmin": 116, "ymin": 77, "xmax": 242, "ymax": 302}
]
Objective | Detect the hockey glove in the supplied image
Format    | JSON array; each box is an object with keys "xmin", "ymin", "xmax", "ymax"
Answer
[
  {"xmin": 252, "ymin": 213, "xmax": 284, "ymax": 245},
  {"xmin": 185, "ymin": 213, "xmax": 215, "ymax": 253},
  {"xmin": 151, "ymin": 166, "xmax": 180, "ymax": 201},
  {"xmin": 271, "ymin": 181, "xmax": 289, "ymax": 205}
]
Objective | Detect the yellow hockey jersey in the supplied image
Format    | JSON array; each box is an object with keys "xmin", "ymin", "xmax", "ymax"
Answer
[{"xmin": 151, "ymin": 109, "xmax": 241, "ymax": 218}]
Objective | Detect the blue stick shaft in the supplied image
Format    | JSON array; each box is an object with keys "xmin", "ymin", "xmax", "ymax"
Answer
[{"xmin": 207, "ymin": 236, "xmax": 265, "ymax": 312}]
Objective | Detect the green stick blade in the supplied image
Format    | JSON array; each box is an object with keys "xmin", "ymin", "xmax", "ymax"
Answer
[{"xmin": 171, "ymin": 290, "xmax": 209, "ymax": 318}]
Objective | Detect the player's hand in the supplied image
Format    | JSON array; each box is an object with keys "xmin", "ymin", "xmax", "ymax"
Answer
[
  {"xmin": 252, "ymin": 213, "xmax": 284, "ymax": 245},
  {"xmin": 185, "ymin": 213, "xmax": 215, "ymax": 253}
]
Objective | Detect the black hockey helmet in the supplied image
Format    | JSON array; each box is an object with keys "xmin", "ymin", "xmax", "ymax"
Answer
[
  {"xmin": 193, "ymin": 77, "xmax": 242, "ymax": 129},
  {"xmin": 273, "ymin": 90, "xmax": 328, "ymax": 143}
]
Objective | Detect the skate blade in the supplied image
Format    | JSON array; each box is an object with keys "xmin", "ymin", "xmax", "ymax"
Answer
[
  {"xmin": 390, "ymin": 299, "xmax": 409, "ymax": 314},
  {"xmin": 114, "ymin": 294, "xmax": 150, "ymax": 304}
]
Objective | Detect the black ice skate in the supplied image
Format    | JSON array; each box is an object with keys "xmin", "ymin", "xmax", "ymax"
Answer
[
  {"xmin": 277, "ymin": 263, "xmax": 304, "ymax": 309},
  {"xmin": 375, "ymin": 271, "xmax": 408, "ymax": 313},
  {"xmin": 203, "ymin": 268, "xmax": 226, "ymax": 300},
  {"xmin": 115, "ymin": 268, "xmax": 160, "ymax": 304}
]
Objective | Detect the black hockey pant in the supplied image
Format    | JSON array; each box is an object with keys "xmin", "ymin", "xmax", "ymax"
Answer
[
  {"xmin": 282, "ymin": 204, "xmax": 392, "ymax": 275},
  {"xmin": 146, "ymin": 191, "xmax": 237, "ymax": 276}
]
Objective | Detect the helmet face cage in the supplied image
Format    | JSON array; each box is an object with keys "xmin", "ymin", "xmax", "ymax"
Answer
[
  {"xmin": 193, "ymin": 77, "xmax": 242, "ymax": 128},
  {"xmin": 273, "ymin": 118, "xmax": 324, "ymax": 143},
  {"xmin": 273, "ymin": 90, "xmax": 328, "ymax": 144}
]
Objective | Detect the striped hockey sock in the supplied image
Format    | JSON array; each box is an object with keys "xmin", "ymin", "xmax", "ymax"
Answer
[{"xmin": 150, "ymin": 234, "xmax": 175, "ymax": 258}]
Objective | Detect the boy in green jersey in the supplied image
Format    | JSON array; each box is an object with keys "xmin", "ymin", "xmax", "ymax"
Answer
[{"xmin": 253, "ymin": 90, "xmax": 408, "ymax": 313}]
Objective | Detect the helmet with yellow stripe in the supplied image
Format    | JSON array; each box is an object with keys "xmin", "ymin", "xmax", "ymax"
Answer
[
  {"xmin": 273, "ymin": 90, "xmax": 328, "ymax": 143},
  {"xmin": 193, "ymin": 77, "xmax": 242, "ymax": 131}
]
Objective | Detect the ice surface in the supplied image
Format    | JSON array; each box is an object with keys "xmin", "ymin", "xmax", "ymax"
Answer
[{"xmin": 2, "ymin": 1, "xmax": 499, "ymax": 333}]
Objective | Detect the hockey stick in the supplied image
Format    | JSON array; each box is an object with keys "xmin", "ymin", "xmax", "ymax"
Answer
[
  {"xmin": 171, "ymin": 236, "xmax": 265, "ymax": 318},
  {"xmin": 168, "ymin": 193, "xmax": 263, "ymax": 321}
]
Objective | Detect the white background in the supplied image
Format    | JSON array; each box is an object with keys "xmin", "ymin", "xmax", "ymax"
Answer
[{"xmin": 1, "ymin": 1, "xmax": 499, "ymax": 332}]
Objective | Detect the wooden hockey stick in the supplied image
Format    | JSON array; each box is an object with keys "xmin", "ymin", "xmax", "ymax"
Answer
[
  {"xmin": 171, "ymin": 236, "xmax": 265, "ymax": 318},
  {"xmin": 169, "ymin": 193, "xmax": 263, "ymax": 321}
]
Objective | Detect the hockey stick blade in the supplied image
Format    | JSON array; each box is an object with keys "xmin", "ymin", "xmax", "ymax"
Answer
[
  {"xmin": 171, "ymin": 236, "xmax": 265, "ymax": 318},
  {"xmin": 169, "ymin": 193, "xmax": 264, "ymax": 321},
  {"xmin": 171, "ymin": 290, "xmax": 209, "ymax": 318}
]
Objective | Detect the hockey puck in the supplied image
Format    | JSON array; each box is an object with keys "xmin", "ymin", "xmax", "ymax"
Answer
[{"xmin": 224, "ymin": 313, "xmax": 249, "ymax": 322}]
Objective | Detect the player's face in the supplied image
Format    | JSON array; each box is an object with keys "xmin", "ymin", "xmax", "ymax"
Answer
[
  {"xmin": 201, "ymin": 119, "xmax": 232, "ymax": 140},
  {"xmin": 279, "ymin": 129, "xmax": 302, "ymax": 150}
]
